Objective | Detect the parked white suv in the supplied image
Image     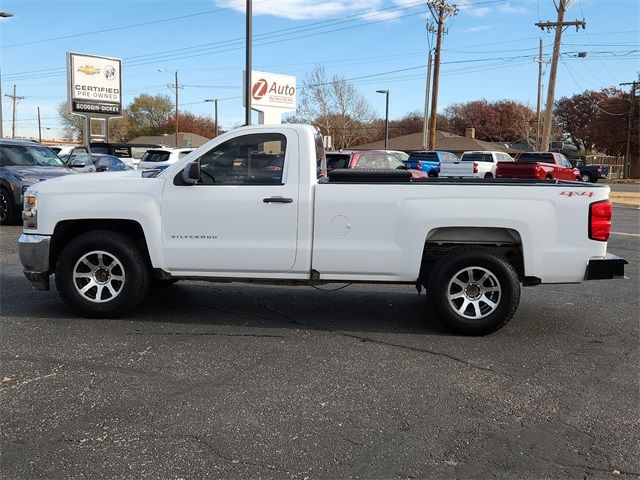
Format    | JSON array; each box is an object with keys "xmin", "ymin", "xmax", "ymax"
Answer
[
  {"xmin": 440, "ymin": 151, "xmax": 514, "ymax": 178},
  {"xmin": 137, "ymin": 148, "xmax": 194, "ymax": 171}
]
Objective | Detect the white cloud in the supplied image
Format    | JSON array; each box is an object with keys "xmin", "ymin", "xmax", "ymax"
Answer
[
  {"xmin": 216, "ymin": 0, "xmax": 383, "ymax": 21},
  {"xmin": 460, "ymin": 25, "xmax": 493, "ymax": 33},
  {"xmin": 457, "ymin": 0, "xmax": 491, "ymax": 17},
  {"xmin": 499, "ymin": 2, "xmax": 528, "ymax": 14}
]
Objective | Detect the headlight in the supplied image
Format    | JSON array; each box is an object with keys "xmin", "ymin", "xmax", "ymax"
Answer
[{"xmin": 22, "ymin": 193, "xmax": 38, "ymax": 229}]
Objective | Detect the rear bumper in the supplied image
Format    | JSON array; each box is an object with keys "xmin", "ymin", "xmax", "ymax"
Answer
[
  {"xmin": 18, "ymin": 233, "xmax": 51, "ymax": 290},
  {"xmin": 585, "ymin": 254, "xmax": 627, "ymax": 280}
]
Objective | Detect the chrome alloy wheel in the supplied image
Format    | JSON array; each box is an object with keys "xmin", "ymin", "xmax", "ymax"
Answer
[
  {"xmin": 72, "ymin": 250, "xmax": 125, "ymax": 303},
  {"xmin": 446, "ymin": 266, "xmax": 501, "ymax": 320}
]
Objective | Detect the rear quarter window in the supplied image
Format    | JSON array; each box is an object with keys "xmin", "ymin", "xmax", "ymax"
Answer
[{"xmin": 141, "ymin": 151, "xmax": 172, "ymax": 163}]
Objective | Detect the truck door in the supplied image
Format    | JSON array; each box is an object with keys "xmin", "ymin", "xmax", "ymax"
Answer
[{"xmin": 161, "ymin": 130, "xmax": 299, "ymax": 274}]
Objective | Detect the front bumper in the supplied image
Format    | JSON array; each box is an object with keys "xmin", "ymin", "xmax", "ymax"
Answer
[
  {"xmin": 18, "ymin": 233, "xmax": 51, "ymax": 290},
  {"xmin": 585, "ymin": 254, "xmax": 627, "ymax": 280}
]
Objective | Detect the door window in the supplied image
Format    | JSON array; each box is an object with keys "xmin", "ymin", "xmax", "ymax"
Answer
[{"xmin": 197, "ymin": 133, "xmax": 286, "ymax": 185}]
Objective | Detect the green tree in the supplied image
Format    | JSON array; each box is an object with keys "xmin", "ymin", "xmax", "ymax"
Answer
[{"xmin": 127, "ymin": 93, "xmax": 173, "ymax": 137}]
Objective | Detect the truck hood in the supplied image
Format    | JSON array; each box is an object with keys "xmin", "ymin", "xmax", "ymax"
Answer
[{"xmin": 27, "ymin": 170, "xmax": 154, "ymax": 195}]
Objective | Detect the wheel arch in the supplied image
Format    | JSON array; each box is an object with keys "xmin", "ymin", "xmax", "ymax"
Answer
[
  {"xmin": 419, "ymin": 227, "xmax": 529, "ymax": 286},
  {"xmin": 50, "ymin": 219, "xmax": 153, "ymax": 273}
]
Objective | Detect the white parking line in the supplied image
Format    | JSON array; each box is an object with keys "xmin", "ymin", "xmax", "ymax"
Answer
[{"xmin": 611, "ymin": 232, "xmax": 640, "ymax": 237}]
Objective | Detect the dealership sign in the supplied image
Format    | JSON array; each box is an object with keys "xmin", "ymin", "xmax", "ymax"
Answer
[
  {"xmin": 67, "ymin": 52, "xmax": 122, "ymax": 115},
  {"xmin": 246, "ymin": 71, "xmax": 296, "ymax": 111}
]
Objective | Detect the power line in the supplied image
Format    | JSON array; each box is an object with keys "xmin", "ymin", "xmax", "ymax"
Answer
[
  {"xmin": 2, "ymin": 1, "xmax": 427, "ymax": 80},
  {"xmin": 560, "ymin": 60, "xmax": 628, "ymax": 116},
  {"xmin": 1, "ymin": 0, "xmax": 274, "ymax": 49}
]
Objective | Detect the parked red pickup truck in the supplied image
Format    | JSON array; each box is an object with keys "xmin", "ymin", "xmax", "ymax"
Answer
[{"xmin": 496, "ymin": 152, "xmax": 581, "ymax": 181}]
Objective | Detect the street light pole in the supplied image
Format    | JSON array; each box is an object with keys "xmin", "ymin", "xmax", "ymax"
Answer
[
  {"xmin": 205, "ymin": 98, "xmax": 219, "ymax": 137},
  {"xmin": 376, "ymin": 89, "xmax": 389, "ymax": 150}
]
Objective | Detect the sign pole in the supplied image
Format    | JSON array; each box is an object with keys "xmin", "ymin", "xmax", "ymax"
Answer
[{"xmin": 245, "ymin": 0, "xmax": 252, "ymax": 126}]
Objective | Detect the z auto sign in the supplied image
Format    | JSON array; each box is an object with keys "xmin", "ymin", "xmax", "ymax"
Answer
[
  {"xmin": 249, "ymin": 71, "xmax": 296, "ymax": 111},
  {"xmin": 67, "ymin": 53, "xmax": 122, "ymax": 115}
]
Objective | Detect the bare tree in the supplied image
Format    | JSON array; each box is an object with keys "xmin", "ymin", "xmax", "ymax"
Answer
[
  {"xmin": 296, "ymin": 66, "xmax": 376, "ymax": 149},
  {"xmin": 57, "ymin": 102, "xmax": 84, "ymax": 141}
]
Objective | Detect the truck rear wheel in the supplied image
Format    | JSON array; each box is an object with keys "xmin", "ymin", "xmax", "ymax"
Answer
[
  {"xmin": 55, "ymin": 230, "xmax": 150, "ymax": 317},
  {"xmin": 427, "ymin": 247, "xmax": 520, "ymax": 335}
]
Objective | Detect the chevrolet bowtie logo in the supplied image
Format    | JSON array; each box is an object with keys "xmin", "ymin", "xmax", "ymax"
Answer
[{"xmin": 77, "ymin": 65, "xmax": 100, "ymax": 75}]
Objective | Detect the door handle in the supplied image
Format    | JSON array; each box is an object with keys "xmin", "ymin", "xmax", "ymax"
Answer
[{"xmin": 263, "ymin": 196, "xmax": 293, "ymax": 203}]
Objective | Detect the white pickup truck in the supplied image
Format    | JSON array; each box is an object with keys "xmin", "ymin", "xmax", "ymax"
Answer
[
  {"xmin": 440, "ymin": 151, "xmax": 515, "ymax": 179},
  {"xmin": 18, "ymin": 125, "xmax": 626, "ymax": 335}
]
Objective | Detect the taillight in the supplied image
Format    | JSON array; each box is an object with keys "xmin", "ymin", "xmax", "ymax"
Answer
[
  {"xmin": 473, "ymin": 162, "xmax": 478, "ymax": 174},
  {"xmin": 416, "ymin": 162, "xmax": 422, "ymax": 171},
  {"xmin": 589, "ymin": 200, "xmax": 612, "ymax": 241},
  {"xmin": 597, "ymin": 167, "xmax": 603, "ymax": 172}
]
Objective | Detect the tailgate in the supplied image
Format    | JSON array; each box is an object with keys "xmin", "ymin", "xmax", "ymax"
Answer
[
  {"xmin": 496, "ymin": 162, "xmax": 538, "ymax": 178},
  {"xmin": 440, "ymin": 162, "xmax": 472, "ymax": 177}
]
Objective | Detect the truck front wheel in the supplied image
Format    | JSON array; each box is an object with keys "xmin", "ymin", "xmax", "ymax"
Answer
[
  {"xmin": 55, "ymin": 230, "xmax": 150, "ymax": 317},
  {"xmin": 427, "ymin": 248, "xmax": 520, "ymax": 335}
]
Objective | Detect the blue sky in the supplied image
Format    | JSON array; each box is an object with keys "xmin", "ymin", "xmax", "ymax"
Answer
[{"xmin": 1, "ymin": 0, "xmax": 638, "ymax": 139}]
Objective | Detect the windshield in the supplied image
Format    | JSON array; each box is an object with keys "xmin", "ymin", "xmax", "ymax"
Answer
[{"xmin": 0, "ymin": 144, "xmax": 65, "ymax": 167}]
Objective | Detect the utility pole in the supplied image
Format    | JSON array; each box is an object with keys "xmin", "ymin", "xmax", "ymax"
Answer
[
  {"xmin": 4, "ymin": 85, "xmax": 25, "ymax": 139},
  {"xmin": 621, "ymin": 80, "xmax": 639, "ymax": 179},
  {"xmin": 158, "ymin": 69, "xmax": 180, "ymax": 147},
  {"xmin": 37, "ymin": 106, "xmax": 42, "ymax": 142},
  {"xmin": 174, "ymin": 71, "xmax": 179, "ymax": 148},
  {"xmin": 422, "ymin": 50, "xmax": 433, "ymax": 150},
  {"xmin": 536, "ymin": 0, "xmax": 586, "ymax": 152},
  {"xmin": 535, "ymin": 38, "xmax": 544, "ymax": 150},
  {"xmin": 245, "ymin": 0, "xmax": 252, "ymax": 126},
  {"xmin": 427, "ymin": 1, "xmax": 457, "ymax": 150}
]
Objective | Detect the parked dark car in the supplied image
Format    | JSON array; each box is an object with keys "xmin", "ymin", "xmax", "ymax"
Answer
[
  {"xmin": 62, "ymin": 151, "xmax": 133, "ymax": 173},
  {"xmin": 569, "ymin": 159, "xmax": 609, "ymax": 183},
  {"xmin": 0, "ymin": 139, "xmax": 74, "ymax": 225}
]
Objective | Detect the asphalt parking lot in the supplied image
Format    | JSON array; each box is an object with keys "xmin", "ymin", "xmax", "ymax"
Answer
[{"xmin": 1, "ymin": 207, "xmax": 639, "ymax": 479}]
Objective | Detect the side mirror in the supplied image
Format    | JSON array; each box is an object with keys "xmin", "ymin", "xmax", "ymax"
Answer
[{"xmin": 182, "ymin": 161, "xmax": 200, "ymax": 184}]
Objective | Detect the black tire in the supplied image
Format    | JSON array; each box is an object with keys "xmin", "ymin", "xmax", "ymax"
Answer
[
  {"xmin": 428, "ymin": 171, "xmax": 438, "ymax": 178},
  {"xmin": 0, "ymin": 187, "xmax": 17, "ymax": 226},
  {"xmin": 484, "ymin": 173, "xmax": 494, "ymax": 179},
  {"xmin": 580, "ymin": 173, "xmax": 592, "ymax": 183},
  {"xmin": 55, "ymin": 230, "xmax": 150, "ymax": 317},
  {"xmin": 427, "ymin": 247, "xmax": 521, "ymax": 335}
]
